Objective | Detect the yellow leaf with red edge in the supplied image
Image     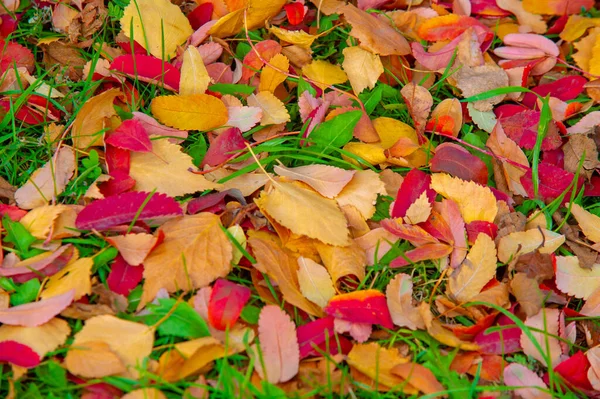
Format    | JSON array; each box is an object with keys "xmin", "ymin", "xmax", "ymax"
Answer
[
  {"xmin": 428, "ymin": 98, "xmax": 463, "ymax": 137},
  {"xmin": 555, "ymin": 256, "xmax": 600, "ymax": 300},
  {"xmin": 209, "ymin": 0, "xmax": 287, "ymax": 38},
  {"xmin": 522, "ymin": 0, "xmax": 595, "ymax": 16},
  {"xmin": 72, "ymin": 88, "xmax": 122, "ymax": 149},
  {"xmin": 342, "ymin": 46, "xmax": 383, "ymax": 95},
  {"xmin": 259, "ymin": 53, "xmax": 289, "ymax": 93},
  {"xmin": 0, "ymin": 318, "xmax": 70, "ymax": 358},
  {"xmin": 560, "ymin": 15, "xmax": 600, "ymax": 42},
  {"xmin": 373, "ymin": 117, "xmax": 418, "ymax": 149},
  {"xmin": 419, "ymin": 303, "xmax": 479, "ymax": 350},
  {"xmin": 568, "ymin": 203, "xmax": 600, "ymax": 243},
  {"xmin": 106, "ymin": 233, "xmax": 158, "ymax": 266},
  {"xmin": 417, "ymin": 14, "xmax": 482, "ymax": 41},
  {"xmin": 247, "ymin": 91, "xmax": 291, "ymax": 125},
  {"xmin": 324, "ymin": 290, "xmax": 394, "ymax": 328},
  {"xmin": 41, "ymin": 258, "xmax": 93, "ymax": 301},
  {"xmin": 447, "ymin": 233, "xmax": 497, "ymax": 303},
  {"xmin": 19, "ymin": 205, "xmax": 70, "ymax": 239},
  {"xmin": 269, "ymin": 27, "xmax": 317, "ymax": 49},
  {"xmin": 346, "ymin": 343, "xmax": 415, "ymax": 391},
  {"xmin": 297, "ymin": 257, "xmax": 336, "ymax": 308},
  {"xmin": 150, "ymin": 95, "xmax": 228, "ymax": 131},
  {"xmin": 120, "ymin": 0, "xmax": 192, "ymax": 60},
  {"xmin": 302, "ymin": 60, "xmax": 348, "ymax": 90},
  {"xmin": 180, "ymin": 46, "xmax": 211, "ymax": 95},
  {"xmin": 430, "ymin": 173, "xmax": 497, "ymax": 224}
]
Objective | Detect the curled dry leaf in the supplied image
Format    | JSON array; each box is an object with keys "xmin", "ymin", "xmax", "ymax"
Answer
[{"xmin": 385, "ymin": 273, "xmax": 425, "ymax": 330}]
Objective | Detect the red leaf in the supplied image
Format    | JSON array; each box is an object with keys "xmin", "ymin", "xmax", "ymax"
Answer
[
  {"xmin": 75, "ymin": 191, "xmax": 182, "ymax": 230},
  {"xmin": 296, "ymin": 316, "xmax": 336, "ymax": 359},
  {"xmin": 391, "ymin": 169, "xmax": 435, "ymax": 218},
  {"xmin": 0, "ymin": 204, "xmax": 27, "ymax": 221},
  {"xmin": 475, "ymin": 311, "xmax": 522, "ymax": 354},
  {"xmin": 201, "ymin": 127, "xmax": 246, "ymax": 167},
  {"xmin": 389, "ymin": 243, "xmax": 453, "ymax": 268},
  {"xmin": 520, "ymin": 162, "xmax": 582, "ymax": 203},
  {"xmin": 554, "ymin": 351, "xmax": 593, "ymax": 390},
  {"xmin": 324, "ymin": 290, "xmax": 394, "ymax": 329},
  {"xmin": 0, "ymin": 290, "xmax": 74, "ymax": 327},
  {"xmin": 466, "ymin": 221, "xmax": 498, "ymax": 243},
  {"xmin": 106, "ymin": 255, "xmax": 144, "ymax": 296},
  {"xmin": 522, "ymin": 76, "xmax": 588, "ymax": 108},
  {"xmin": 450, "ymin": 312, "xmax": 497, "ymax": 340},
  {"xmin": 105, "ymin": 119, "xmax": 152, "ymax": 153},
  {"xmin": 208, "ymin": 279, "xmax": 251, "ymax": 330},
  {"xmin": 499, "ymin": 111, "xmax": 562, "ymax": 151},
  {"xmin": 285, "ymin": 3, "xmax": 305, "ymax": 25},
  {"xmin": 241, "ymin": 40, "xmax": 281, "ymax": 83},
  {"xmin": 105, "ymin": 144, "xmax": 130, "ymax": 174},
  {"xmin": 0, "ymin": 15, "xmax": 21, "ymax": 39},
  {"xmin": 187, "ymin": 189, "xmax": 246, "ymax": 215},
  {"xmin": 98, "ymin": 169, "xmax": 136, "ymax": 198},
  {"xmin": 418, "ymin": 210, "xmax": 454, "ymax": 244},
  {"xmin": 110, "ymin": 54, "xmax": 181, "ymax": 91},
  {"xmin": 187, "ymin": 3, "xmax": 213, "ymax": 30},
  {"xmin": 430, "ymin": 143, "xmax": 488, "ymax": 185},
  {"xmin": 0, "ymin": 341, "xmax": 40, "ymax": 368},
  {"xmin": 0, "ymin": 39, "xmax": 34, "ymax": 73}
]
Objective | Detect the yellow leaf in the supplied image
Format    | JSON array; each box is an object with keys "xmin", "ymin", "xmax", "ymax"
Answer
[
  {"xmin": 314, "ymin": 242, "xmax": 367, "ymax": 288},
  {"xmin": 560, "ymin": 15, "xmax": 600, "ymax": 42},
  {"xmin": 497, "ymin": 228, "xmax": 565, "ymax": 263},
  {"xmin": 140, "ymin": 214, "xmax": 233, "ymax": 309},
  {"xmin": 19, "ymin": 205, "xmax": 70, "ymax": 239},
  {"xmin": 335, "ymin": 170, "xmax": 385, "ymax": 220},
  {"xmin": 297, "ymin": 256, "xmax": 336, "ymax": 308},
  {"xmin": 573, "ymin": 27, "xmax": 600, "ymax": 74},
  {"xmin": 342, "ymin": 142, "xmax": 386, "ymax": 167},
  {"xmin": 41, "ymin": 258, "xmax": 93, "ymax": 301},
  {"xmin": 372, "ymin": 117, "xmax": 418, "ymax": 149},
  {"xmin": 430, "ymin": 173, "xmax": 497, "ymax": 224},
  {"xmin": 447, "ymin": 233, "xmax": 497, "ymax": 303},
  {"xmin": 122, "ymin": 389, "xmax": 167, "ymax": 399},
  {"xmin": 255, "ymin": 181, "xmax": 350, "ymax": 246},
  {"xmin": 106, "ymin": 233, "xmax": 158, "ymax": 266},
  {"xmin": 66, "ymin": 340, "xmax": 127, "ymax": 378},
  {"xmin": 419, "ymin": 303, "xmax": 480, "ymax": 350},
  {"xmin": 346, "ymin": 343, "xmax": 413, "ymax": 390},
  {"xmin": 259, "ymin": 53, "xmax": 289, "ymax": 93},
  {"xmin": 129, "ymin": 138, "xmax": 218, "ymax": 197},
  {"xmin": 247, "ymin": 91, "xmax": 291, "ymax": 125},
  {"xmin": 342, "ymin": 46, "xmax": 383, "ymax": 95},
  {"xmin": 302, "ymin": 60, "xmax": 348, "ymax": 90},
  {"xmin": 209, "ymin": 0, "xmax": 287, "ymax": 38},
  {"xmin": 555, "ymin": 256, "xmax": 600, "ymax": 300},
  {"xmin": 151, "ymin": 94, "xmax": 228, "ymax": 131},
  {"xmin": 180, "ymin": 46, "xmax": 211, "ymax": 95},
  {"xmin": 14, "ymin": 147, "xmax": 76, "ymax": 210},
  {"xmin": 72, "ymin": 88, "xmax": 122, "ymax": 149},
  {"xmin": 496, "ymin": 0, "xmax": 546, "ymax": 34},
  {"xmin": 120, "ymin": 0, "xmax": 192, "ymax": 59},
  {"xmin": 269, "ymin": 26, "xmax": 317, "ymax": 49},
  {"xmin": 404, "ymin": 192, "xmax": 432, "ymax": 225},
  {"xmin": 569, "ymin": 203, "xmax": 600, "ymax": 243},
  {"xmin": 227, "ymin": 225, "xmax": 247, "ymax": 265},
  {"xmin": 65, "ymin": 315, "xmax": 154, "ymax": 378},
  {"xmin": 486, "ymin": 123, "xmax": 529, "ymax": 196},
  {"xmin": 0, "ymin": 318, "xmax": 70, "ymax": 357},
  {"xmin": 273, "ymin": 164, "xmax": 355, "ymax": 198}
]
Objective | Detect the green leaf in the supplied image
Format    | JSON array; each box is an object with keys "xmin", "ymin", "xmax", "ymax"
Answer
[
  {"xmin": 187, "ymin": 135, "xmax": 208, "ymax": 167},
  {"xmin": 240, "ymin": 304, "xmax": 261, "ymax": 324},
  {"xmin": 309, "ymin": 110, "xmax": 362, "ymax": 155},
  {"xmin": 359, "ymin": 85, "xmax": 383, "ymax": 115},
  {"xmin": 209, "ymin": 83, "xmax": 256, "ymax": 95},
  {"xmin": 10, "ymin": 279, "xmax": 41, "ymax": 306},
  {"xmin": 34, "ymin": 361, "xmax": 67, "ymax": 388},
  {"xmin": 141, "ymin": 298, "xmax": 210, "ymax": 338},
  {"xmin": 297, "ymin": 77, "xmax": 316, "ymax": 97},
  {"xmin": 3, "ymin": 216, "xmax": 42, "ymax": 259}
]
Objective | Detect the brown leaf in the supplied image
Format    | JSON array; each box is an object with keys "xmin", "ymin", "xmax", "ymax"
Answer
[
  {"xmin": 510, "ymin": 273, "xmax": 544, "ymax": 317},
  {"xmin": 400, "ymin": 82, "xmax": 433, "ymax": 136},
  {"xmin": 42, "ymin": 41, "xmax": 87, "ymax": 81},
  {"xmin": 456, "ymin": 65, "xmax": 509, "ymax": 112},
  {"xmin": 0, "ymin": 176, "xmax": 16, "ymax": 202},
  {"xmin": 563, "ymin": 134, "xmax": 599, "ymax": 180}
]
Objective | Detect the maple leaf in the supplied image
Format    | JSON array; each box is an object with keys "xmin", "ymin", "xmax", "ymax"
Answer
[
  {"xmin": 140, "ymin": 213, "xmax": 233, "ymax": 309},
  {"xmin": 129, "ymin": 138, "xmax": 218, "ymax": 197},
  {"xmin": 150, "ymin": 94, "xmax": 228, "ymax": 131}
]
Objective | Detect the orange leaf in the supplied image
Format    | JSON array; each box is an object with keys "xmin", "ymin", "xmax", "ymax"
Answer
[
  {"xmin": 390, "ymin": 363, "xmax": 445, "ymax": 395},
  {"xmin": 106, "ymin": 233, "xmax": 158, "ymax": 266},
  {"xmin": 150, "ymin": 94, "xmax": 228, "ymax": 131},
  {"xmin": 71, "ymin": 88, "xmax": 122, "ymax": 149}
]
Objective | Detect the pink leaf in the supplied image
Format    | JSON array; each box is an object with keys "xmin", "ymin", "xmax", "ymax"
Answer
[
  {"xmin": 105, "ymin": 119, "xmax": 152, "ymax": 153},
  {"xmin": 207, "ymin": 279, "xmax": 251, "ymax": 330},
  {"xmin": 106, "ymin": 255, "xmax": 144, "ymax": 296},
  {"xmin": 390, "ymin": 243, "xmax": 453, "ymax": 268},
  {"xmin": 475, "ymin": 311, "xmax": 522, "ymax": 354},
  {"xmin": 430, "ymin": 143, "xmax": 488, "ymax": 185},
  {"xmin": 503, "ymin": 363, "xmax": 551, "ymax": 399},
  {"xmin": 75, "ymin": 191, "xmax": 182, "ymax": 230},
  {"xmin": 391, "ymin": 169, "xmax": 436, "ymax": 218},
  {"xmin": 132, "ymin": 112, "xmax": 188, "ymax": 143},
  {"xmin": 0, "ymin": 245, "xmax": 75, "ymax": 283},
  {"xmin": 0, "ymin": 290, "xmax": 74, "ymax": 327},
  {"xmin": 0, "ymin": 341, "xmax": 41, "ymax": 368},
  {"xmin": 0, "ymin": 39, "xmax": 34, "ymax": 73},
  {"xmin": 201, "ymin": 127, "xmax": 246, "ymax": 167},
  {"xmin": 197, "ymin": 42, "xmax": 223, "ymax": 65},
  {"xmin": 554, "ymin": 352, "xmax": 593, "ymax": 391},
  {"xmin": 296, "ymin": 316, "xmax": 336, "ymax": 359},
  {"xmin": 333, "ymin": 318, "xmax": 372, "ymax": 342},
  {"xmin": 110, "ymin": 54, "xmax": 181, "ymax": 91},
  {"xmin": 254, "ymin": 305, "xmax": 300, "ymax": 384},
  {"xmin": 499, "ymin": 111, "xmax": 562, "ymax": 151},
  {"xmin": 0, "ymin": 204, "xmax": 27, "ymax": 221}
]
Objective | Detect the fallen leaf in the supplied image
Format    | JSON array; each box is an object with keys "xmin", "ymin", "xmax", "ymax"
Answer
[
  {"xmin": 522, "ymin": 0, "xmax": 594, "ymax": 15},
  {"xmin": 269, "ymin": 26, "xmax": 317, "ymax": 49},
  {"xmin": 346, "ymin": 342, "xmax": 412, "ymax": 390},
  {"xmin": 105, "ymin": 119, "xmax": 152, "ymax": 153},
  {"xmin": 0, "ymin": 317, "xmax": 70, "ymax": 358},
  {"xmin": 390, "ymin": 362, "xmax": 445, "ymax": 395},
  {"xmin": 429, "ymin": 143, "xmax": 488, "ymax": 185},
  {"xmin": 302, "ymin": 60, "xmax": 348, "ymax": 90},
  {"xmin": 335, "ymin": 169, "xmax": 385, "ymax": 220},
  {"xmin": 297, "ymin": 257, "xmax": 336, "ymax": 308},
  {"xmin": 497, "ymin": 228, "xmax": 565, "ymax": 263},
  {"xmin": 456, "ymin": 65, "xmax": 509, "ymax": 112},
  {"xmin": 274, "ymin": 164, "xmax": 355, "ymax": 198},
  {"xmin": 208, "ymin": 0, "xmax": 286, "ymax": 38},
  {"xmin": 107, "ymin": 255, "xmax": 144, "ymax": 296},
  {"xmin": 40, "ymin": 258, "xmax": 93, "ymax": 301},
  {"xmin": 65, "ymin": 340, "xmax": 126, "ymax": 378},
  {"xmin": 247, "ymin": 91, "xmax": 291, "ymax": 125},
  {"xmin": 150, "ymin": 94, "xmax": 228, "ymax": 131},
  {"xmin": 314, "ymin": 241, "xmax": 367, "ymax": 288},
  {"xmin": 569, "ymin": 203, "xmax": 600, "ymax": 243},
  {"xmin": 521, "ymin": 308, "xmax": 562, "ymax": 367},
  {"xmin": 259, "ymin": 53, "xmax": 289, "ymax": 93},
  {"xmin": 0, "ymin": 290, "xmax": 74, "ymax": 327},
  {"xmin": 386, "ymin": 273, "xmax": 425, "ymax": 330},
  {"xmin": 404, "ymin": 192, "xmax": 432, "ymax": 225},
  {"xmin": 324, "ymin": 290, "xmax": 394, "ymax": 328},
  {"xmin": 71, "ymin": 88, "xmax": 122, "ymax": 149},
  {"xmin": 208, "ymin": 279, "xmax": 251, "ymax": 330},
  {"xmin": 497, "ymin": 0, "xmax": 547, "ymax": 34},
  {"xmin": 180, "ymin": 46, "xmax": 211, "ymax": 95},
  {"xmin": 106, "ymin": 233, "xmax": 158, "ymax": 266},
  {"xmin": 555, "ymin": 256, "xmax": 600, "ymax": 300},
  {"xmin": 19, "ymin": 204, "xmax": 70, "ymax": 239},
  {"xmin": 510, "ymin": 273, "xmax": 544, "ymax": 317},
  {"xmin": 400, "ymin": 83, "xmax": 433, "ymax": 136},
  {"xmin": 503, "ymin": 363, "xmax": 552, "ymax": 399},
  {"xmin": 342, "ymin": 46, "xmax": 383, "ymax": 94},
  {"xmin": 122, "ymin": 388, "xmax": 167, "ymax": 399},
  {"xmin": 486, "ymin": 122, "xmax": 529, "ymax": 196}
]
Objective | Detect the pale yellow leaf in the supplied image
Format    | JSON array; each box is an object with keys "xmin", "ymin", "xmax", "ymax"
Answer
[
  {"xmin": 386, "ymin": 273, "xmax": 425, "ymax": 330},
  {"xmin": 520, "ymin": 308, "xmax": 562, "ymax": 367},
  {"xmin": 274, "ymin": 164, "xmax": 355, "ymax": 198},
  {"xmin": 0, "ymin": 318, "xmax": 70, "ymax": 357},
  {"xmin": 41, "ymin": 258, "xmax": 93, "ymax": 301},
  {"xmin": 342, "ymin": 46, "xmax": 383, "ymax": 95},
  {"xmin": 66, "ymin": 340, "xmax": 127, "ymax": 378},
  {"xmin": 150, "ymin": 94, "xmax": 228, "ymax": 131},
  {"xmin": 587, "ymin": 347, "xmax": 600, "ymax": 391},
  {"xmin": 65, "ymin": 315, "xmax": 154, "ymax": 378},
  {"xmin": 342, "ymin": 142, "xmax": 387, "ymax": 166},
  {"xmin": 297, "ymin": 257, "xmax": 336, "ymax": 308},
  {"xmin": 269, "ymin": 26, "xmax": 317, "ymax": 49},
  {"xmin": 430, "ymin": 173, "xmax": 498, "ymax": 223},
  {"xmin": 129, "ymin": 138, "xmax": 218, "ymax": 197},
  {"xmin": 404, "ymin": 191, "xmax": 432, "ymax": 225},
  {"xmin": 314, "ymin": 241, "xmax": 367, "ymax": 288},
  {"xmin": 447, "ymin": 233, "xmax": 497, "ymax": 303},
  {"xmin": 120, "ymin": 0, "xmax": 192, "ymax": 59},
  {"xmin": 372, "ymin": 117, "xmax": 418, "ymax": 149},
  {"xmin": 106, "ymin": 233, "xmax": 158, "ymax": 266},
  {"xmin": 486, "ymin": 122, "xmax": 529, "ymax": 196},
  {"xmin": 208, "ymin": 0, "xmax": 287, "ymax": 38},
  {"xmin": 259, "ymin": 53, "xmax": 289, "ymax": 93},
  {"xmin": 15, "ymin": 147, "xmax": 76, "ymax": 210},
  {"xmin": 180, "ymin": 46, "xmax": 211, "ymax": 95},
  {"xmin": 19, "ymin": 205, "xmax": 70, "ymax": 239},
  {"xmin": 496, "ymin": 0, "xmax": 547, "ymax": 34},
  {"xmin": 72, "ymin": 88, "xmax": 122, "ymax": 149},
  {"xmin": 497, "ymin": 228, "xmax": 565, "ymax": 263},
  {"xmin": 255, "ymin": 181, "xmax": 350, "ymax": 246},
  {"xmin": 302, "ymin": 60, "xmax": 348, "ymax": 90},
  {"xmin": 140, "ymin": 214, "xmax": 232, "ymax": 308},
  {"xmin": 346, "ymin": 343, "xmax": 413, "ymax": 390},
  {"xmin": 247, "ymin": 91, "xmax": 291, "ymax": 125},
  {"xmin": 555, "ymin": 256, "xmax": 600, "ymax": 300},
  {"xmin": 568, "ymin": 203, "xmax": 600, "ymax": 243},
  {"xmin": 335, "ymin": 169, "xmax": 385, "ymax": 220}
]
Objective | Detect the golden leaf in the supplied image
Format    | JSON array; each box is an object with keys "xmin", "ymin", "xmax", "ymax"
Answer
[
  {"xmin": 497, "ymin": 228, "xmax": 565, "ymax": 263},
  {"xmin": 430, "ymin": 173, "xmax": 498, "ymax": 224},
  {"xmin": 447, "ymin": 233, "xmax": 497, "ymax": 303},
  {"xmin": 106, "ymin": 233, "xmax": 158, "ymax": 266},
  {"xmin": 314, "ymin": 241, "xmax": 367, "ymax": 287},
  {"xmin": 573, "ymin": 27, "xmax": 600, "ymax": 74},
  {"xmin": 129, "ymin": 138, "xmax": 218, "ymax": 197},
  {"xmin": 19, "ymin": 204, "xmax": 70, "ymax": 239},
  {"xmin": 301, "ymin": 60, "xmax": 348, "ymax": 89},
  {"xmin": 419, "ymin": 303, "xmax": 480, "ymax": 350},
  {"xmin": 259, "ymin": 53, "xmax": 289, "ymax": 93},
  {"xmin": 150, "ymin": 94, "xmax": 228, "ymax": 131},
  {"xmin": 120, "ymin": 0, "xmax": 192, "ymax": 59},
  {"xmin": 342, "ymin": 142, "xmax": 387, "ymax": 167},
  {"xmin": 65, "ymin": 315, "xmax": 154, "ymax": 378},
  {"xmin": 209, "ymin": 0, "xmax": 287, "ymax": 38},
  {"xmin": 140, "ymin": 214, "xmax": 233, "ymax": 308},
  {"xmin": 568, "ymin": 203, "xmax": 600, "ymax": 243},
  {"xmin": 486, "ymin": 123, "xmax": 529, "ymax": 196},
  {"xmin": 72, "ymin": 88, "xmax": 122, "ymax": 149},
  {"xmin": 372, "ymin": 117, "xmax": 418, "ymax": 149},
  {"xmin": 247, "ymin": 91, "xmax": 291, "ymax": 125},
  {"xmin": 297, "ymin": 256, "xmax": 336, "ymax": 308},
  {"xmin": 555, "ymin": 256, "xmax": 600, "ymax": 300},
  {"xmin": 404, "ymin": 191, "xmax": 432, "ymax": 225},
  {"xmin": 342, "ymin": 46, "xmax": 384, "ymax": 95},
  {"xmin": 346, "ymin": 343, "xmax": 414, "ymax": 391},
  {"xmin": 335, "ymin": 170, "xmax": 385, "ymax": 220},
  {"xmin": 255, "ymin": 181, "xmax": 350, "ymax": 246},
  {"xmin": 180, "ymin": 46, "xmax": 211, "ymax": 95},
  {"xmin": 269, "ymin": 26, "xmax": 317, "ymax": 49},
  {"xmin": 66, "ymin": 340, "xmax": 127, "ymax": 378},
  {"xmin": 561, "ymin": 15, "xmax": 600, "ymax": 42},
  {"xmin": 41, "ymin": 257, "xmax": 93, "ymax": 301},
  {"xmin": 0, "ymin": 318, "xmax": 70, "ymax": 357}
]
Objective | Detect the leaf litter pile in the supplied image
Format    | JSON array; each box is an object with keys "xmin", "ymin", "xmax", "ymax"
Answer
[{"xmin": 4, "ymin": 0, "xmax": 600, "ymax": 397}]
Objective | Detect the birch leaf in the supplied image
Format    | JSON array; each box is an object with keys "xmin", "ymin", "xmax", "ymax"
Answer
[
  {"xmin": 247, "ymin": 91, "xmax": 291, "ymax": 125},
  {"xmin": 150, "ymin": 95, "xmax": 228, "ymax": 131},
  {"xmin": 497, "ymin": 229, "xmax": 565, "ymax": 263},
  {"xmin": 258, "ymin": 53, "xmax": 289, "ymax": 93},
  {"xmin": 386, "ymin": 273, "xmax": 425, "ymax": 330},
  {"xmin": 568, "ymin": 203, "xmax": 600, "ymax": 243}
]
